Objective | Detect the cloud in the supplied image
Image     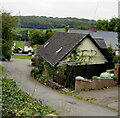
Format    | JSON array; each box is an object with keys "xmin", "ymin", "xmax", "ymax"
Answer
[{"xmin": 1, "ymin": 0, "xmax": 119, "ymax": 19}]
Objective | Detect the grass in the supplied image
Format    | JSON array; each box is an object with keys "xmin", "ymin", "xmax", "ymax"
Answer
[
  {"xmin": 14, "ymin": 27, "xmax": 32, "ymax": 33},
  {"xmin": 15, "ymin": 41, "xmax": 25, "ymax": 50},
  {"xmin": 12, "ymin": 55, "xmax": 32, "ymax": 59},
  {"xmin": 0, "ymin": 65, "xmax": 4, "ymax": 76},
  {"xmin": 15, "ymin": 27, "xmax": 66, "ymax": 33}
]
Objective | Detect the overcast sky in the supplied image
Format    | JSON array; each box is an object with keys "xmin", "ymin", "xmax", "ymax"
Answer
[{"xmin": 1, "ymin": 0, "xmax": 119, "ymax": 20}]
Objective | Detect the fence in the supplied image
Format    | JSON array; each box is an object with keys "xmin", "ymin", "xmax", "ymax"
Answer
[{"xmin": 65, "ymin": 62, "xmax": 114, "ymax": 89}]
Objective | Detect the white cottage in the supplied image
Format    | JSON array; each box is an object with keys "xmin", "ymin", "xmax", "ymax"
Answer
[
  {"xmin": 37, "ymin": 32, "xmax": 109, "ymax": 67},
  {"xmin": 24, "ymin": 42, "xmax": 33, "ymax": 52}
]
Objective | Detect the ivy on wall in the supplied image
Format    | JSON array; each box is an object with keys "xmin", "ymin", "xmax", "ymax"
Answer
[{"xmin": 67, "ymin": 49, "xmax": 97, "ymax": 65}]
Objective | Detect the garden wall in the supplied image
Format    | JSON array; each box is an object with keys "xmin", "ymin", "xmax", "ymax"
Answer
[
  {"xmin": 65, "ymin": 62, "xmax": 114, "ymax": 89},
  {"xmin": 75, "ymin": 79, "xmax": 117, "ymax": 91}
]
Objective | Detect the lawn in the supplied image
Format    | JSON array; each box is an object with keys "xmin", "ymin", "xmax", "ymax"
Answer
[
  {"xmin": 15, "ymin": 41, "xmax": 25, "ymax": 50},
  {"xmin": 12, "ymin": 55, "xmax": 32, "ymax": 59}
]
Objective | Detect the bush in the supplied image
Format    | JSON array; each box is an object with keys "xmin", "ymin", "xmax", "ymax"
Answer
[
  {"xmin": 111, "ymin": 76, "xmax": 118, "ymax": 81},
  {"xmin": 2, "ymin": 77, "xmax": 57, "ymax": 117},
  {"xmin": 92, "ymin": 76, "xmax": 98, "ymax": 79}
]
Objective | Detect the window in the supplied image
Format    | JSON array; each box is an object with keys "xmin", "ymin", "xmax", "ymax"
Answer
[
  {"xmin": 56, "ymin": 47, "xmax": 63, "ymax": 54},
  {"xmin": 44, "ymin": 42, "xmax": 49, "ymax": 47}
]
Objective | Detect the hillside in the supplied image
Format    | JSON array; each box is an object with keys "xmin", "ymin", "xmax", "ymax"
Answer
[{"xmin": 18, "ymin": 16, "xmax": 96, "ymax": 29}]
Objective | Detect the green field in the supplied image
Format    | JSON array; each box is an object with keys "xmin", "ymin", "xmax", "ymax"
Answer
[
  {"xmin": 12, "ymin": 55, "xmax": 32, "ymax": 59},
  {"xmin": 14, "ymin": 27, "xmax": 32, "ymax": 33},
  {"xmin": 15, "ymin": 41, "xmax": 25, "ymax": 50},
  {"xmin": 15, "ymin": 27, "xmax": 65, "ymax": 32}
]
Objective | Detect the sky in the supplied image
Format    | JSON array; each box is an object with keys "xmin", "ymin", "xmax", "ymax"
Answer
[{"xmin": 1, "ymin": 0, "xmax": 120, "ymax": 20}]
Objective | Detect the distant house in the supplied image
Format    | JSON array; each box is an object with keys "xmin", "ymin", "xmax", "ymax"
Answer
[
  {"xmin": 24, "ymin": 42, "xmax": 33, "ymax": 52},
  {"xmin": 69, "ymin": 29, "xmax": 119, "ymax": 50},
  {"xmin": 37, "ymin": 32, "xmax": 109, "ymax": 67}
]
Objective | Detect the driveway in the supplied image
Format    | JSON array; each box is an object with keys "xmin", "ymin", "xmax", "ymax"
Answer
[{"xmin": 2, "ymin": 58, "xmax": 118, "ymax": 116}]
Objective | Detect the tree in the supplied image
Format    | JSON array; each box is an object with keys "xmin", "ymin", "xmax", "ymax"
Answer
[
  {"xmin": 44, "ymin": 29, "xmax": 54, "ymax": 42},
  {"xmin": 1, "ymin": 11, "xmax": 18, "ymax": 61},
  {"xmin": 29, "ymin": 29, "xmax": 45, "ymax": 46},
  {"xmin": 108, "ymin": 18, "xmax": 118, "ymax": 31},
  {"xmin": 96, "ymin": 20, "xmax": 109, "ymax": 31}
]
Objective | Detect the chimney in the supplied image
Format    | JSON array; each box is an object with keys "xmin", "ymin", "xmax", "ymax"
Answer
[
  {"xmin": 91, "ymin": 26, "xmax": 97, "ymax": 32},
  {"xmin": 65, "ymin": 24, "xmax": 69, "ymax": 32}
]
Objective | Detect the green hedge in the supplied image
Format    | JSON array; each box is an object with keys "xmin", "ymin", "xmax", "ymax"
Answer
[{"xmin": 2, "ymin": 78, "xmax": 57, "ymax": 117}]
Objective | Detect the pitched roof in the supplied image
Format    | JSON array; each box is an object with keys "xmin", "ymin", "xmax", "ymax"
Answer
[
  {"xmin": 37, "ymin": 32, "xmax": 108, "ymax": 67},
  {"xmin": 69, "ymin": 29, "xmax": 118, "ymax": 49},
  {"xmin": 94, "ymin": 38, "xmax": 107, "ymax": 49}
]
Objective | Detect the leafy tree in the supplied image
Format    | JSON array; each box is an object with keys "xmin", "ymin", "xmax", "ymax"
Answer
[
  {"xmin": 108, "ymin": 18, "xmax": 118, "ymax": 31},
  {"xmin": 1, "ymin": 11, "xmax": 18, "ymax": 61},
  {"xmin": 96, "ymin": 20, "xmax": 109, "ymax": 31},
  {"xmin": 44, "ymin": 29, "xmax": 55, "ymax": 42},
  {"xmin": 29, "ymin": 29, "xmax": 45, "ymax": 46},
  {"xmin": 107, "ymin": 45, "xmax": 115, "ymax": 62}
]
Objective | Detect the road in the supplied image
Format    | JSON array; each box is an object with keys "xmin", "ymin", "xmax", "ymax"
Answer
[{"xmin": 2, "ymin": 58, "xmax": 118, "ymax": 116}]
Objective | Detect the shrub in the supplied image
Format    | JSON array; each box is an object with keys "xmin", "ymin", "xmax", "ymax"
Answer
[
  {"xmin": 111, "ymin": 76, "xmax": 118, "ymax": 81},
  {"xmin": 92, "ymin": 76, "xmax": 98, "ymax": 79},
  {"xmin": 2, "ymin": 77, "xmax": 57, "ymax": 117}
]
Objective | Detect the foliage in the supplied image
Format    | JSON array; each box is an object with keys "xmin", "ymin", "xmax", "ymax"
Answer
[
  {"xmin": 17, "ymin": 16, "xmax": 96, "ymax": 29},
  {"xmin": 29, "ymin": 29, "xmax": 55, "ymax": 46},
  {"xmin": 92, "ymin": 76, "xmax": 98, "ymax": 79},
  {"xmin": 44, "ymin": 29, "xmax": 55, "ymax": 42},
  {"xmin": 96, "ymin": 18, "xmax": 120, "ymax": 32},
  {"xmin": 29, "ymin": 29, "xmax": 45, "ymax": 45},
  {"xmin": 111, "ymin": 76, "xmax": 118, "ymax": 81},
  {"xmin": 96, "ymin": 19, "xmax": 109, "ymax": 31},
  {"xmin": 2, "ymin": 11, "xmax": 18, "ymax": 61},
  {"xmin": 2, "ymin": 77, "xmax": 57, "ymax": 117},
  {"xmin": 74, "ymin": 25, "xmax": 90, "ymax": 30},
  {"xmin": 31, "ymin": 57, "xmax": 67, "ymax": 83},
  {"xmin": 67, "ymin": 49, "xmax": 97, "ymax": 65},
  {"xmin": 113, "ymin": 55, "xmax": 120, "ymax": 63},
  {"xmin": 107, "ymin": 45, "xmax": 115, "ymax": 62}
]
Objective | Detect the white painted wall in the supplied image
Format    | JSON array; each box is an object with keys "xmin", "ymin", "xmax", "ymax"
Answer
[
  {"xmin": 77, "ymin": 38, "xmax": 108, "ymax": 64},
  {"xmin": 24, "ymin": 46, "xmax": 33, "ymax": 52}
]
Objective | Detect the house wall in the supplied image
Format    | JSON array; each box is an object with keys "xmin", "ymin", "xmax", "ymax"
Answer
[
  {"xmin": 65, "ymin": 38, "xmax": 108, "ymax": 65},
  {"xmin": 77, "ymin": 38, "xmax": 108, "ymax": 64},
  {"xmin": 24, "ymin": 46, "xmax": 33, "ymax": 52}
]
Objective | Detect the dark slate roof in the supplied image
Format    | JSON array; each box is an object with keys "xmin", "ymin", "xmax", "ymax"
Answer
[
  {"xmin": 37, "ymin": 32, "xmax": 107, "ymax": 67},
  {"xmin": 69, "ymin": 29, "xmax": 118, "ymax": 49},
  {"xmin": 94, "ymin": 38, "xmax": 107, "ymax": 49}
]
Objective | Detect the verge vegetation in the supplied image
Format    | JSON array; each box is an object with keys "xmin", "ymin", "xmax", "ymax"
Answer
[{"xmin": 2, "ymin": 77, "xmax": 58, "ymax": 117}]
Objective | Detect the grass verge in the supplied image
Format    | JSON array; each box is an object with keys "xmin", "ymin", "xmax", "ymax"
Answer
[
  {"xmin": 2, "ymin": 77, "xmax": 58, "ymax": 117},
  {"xmin": 12, "ymin": 55, "xmax": 32, "ymax": 59}
]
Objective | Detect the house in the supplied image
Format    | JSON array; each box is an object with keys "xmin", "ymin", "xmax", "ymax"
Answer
[
  {"xmin": 37, "ymin": 32, "xmax": 109, "ymax": 67},
  {"xmin": 24, "ymin": 42, "xmax": 33, "ymax": 52},
  {"xmin": 69, "ymin": 29, "xmax": 119, "ymax": 50}
]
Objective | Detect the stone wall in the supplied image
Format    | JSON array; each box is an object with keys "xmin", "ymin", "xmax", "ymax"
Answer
[{"xmin": 75, "ymin": 79, "xmax": 117, "ymax": 91}]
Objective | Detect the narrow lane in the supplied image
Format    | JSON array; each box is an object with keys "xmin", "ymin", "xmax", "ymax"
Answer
[{"xmin": 2, "ymin": 58, "xmax": 118, "ymax": 116}]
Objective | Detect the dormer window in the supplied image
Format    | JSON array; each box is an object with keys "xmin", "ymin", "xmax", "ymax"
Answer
[
  {"xmin": 44, "ymin": 42, "xmax": 49, "ymax": 47},
  {"xmin": 56, "ymin": 47, "xmax": 63, "ymax": 54}
]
